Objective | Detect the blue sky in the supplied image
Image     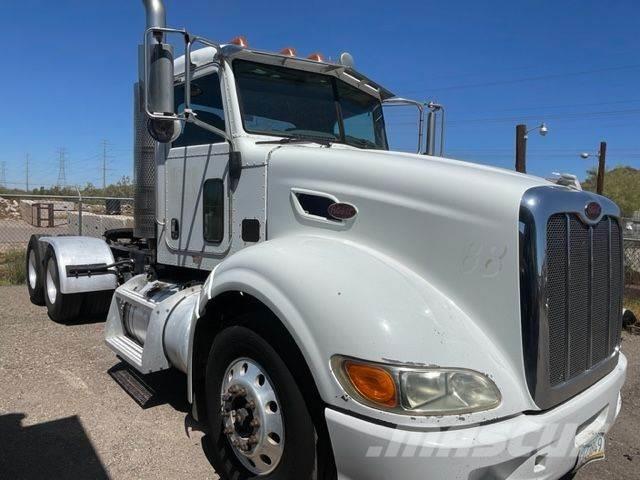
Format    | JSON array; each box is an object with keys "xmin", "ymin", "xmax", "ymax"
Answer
[{"xmin": 1, "ymin": 0, "xmax": 638, "ymax": 189}]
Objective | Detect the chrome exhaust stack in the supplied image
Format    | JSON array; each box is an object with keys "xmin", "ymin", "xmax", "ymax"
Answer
[{"xmin": 134, "ymin": 0, "xmax": 175, "ymax": 239}]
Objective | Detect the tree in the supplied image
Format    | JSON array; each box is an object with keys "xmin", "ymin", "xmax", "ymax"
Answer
[{"xmin": 582, "ymin": 166, "xmax": 640, "ymax": 217}]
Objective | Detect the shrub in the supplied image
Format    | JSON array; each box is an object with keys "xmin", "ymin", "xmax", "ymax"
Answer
[{"xmin": 0, "ymin": 249, "xmax": 26, "ymax": 286}]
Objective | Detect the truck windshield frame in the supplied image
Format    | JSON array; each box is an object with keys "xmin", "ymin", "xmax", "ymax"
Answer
[{"xmin": 233, "ymin": 59, "xmax": 388, "ymax": 150}]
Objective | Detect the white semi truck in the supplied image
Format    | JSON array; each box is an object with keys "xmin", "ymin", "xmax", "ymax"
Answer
[{"xmin": 25, "ymin": 1, "xmax": 627, "ymax": 478}]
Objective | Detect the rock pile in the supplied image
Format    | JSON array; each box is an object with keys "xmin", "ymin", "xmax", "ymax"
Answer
[{"xmin": 0, "ymin": 197, "xmax": 20, "ymax": 220}]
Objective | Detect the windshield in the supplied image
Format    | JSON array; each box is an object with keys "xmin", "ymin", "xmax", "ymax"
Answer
[{"xmin": 233, "ymin": 60, "xmax": 388, "ymax": 149}]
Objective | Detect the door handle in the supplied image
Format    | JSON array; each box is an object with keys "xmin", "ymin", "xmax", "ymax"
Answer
[{"xmin": 171, "ymin": 218, "xmax": 180, "ymax": 240}]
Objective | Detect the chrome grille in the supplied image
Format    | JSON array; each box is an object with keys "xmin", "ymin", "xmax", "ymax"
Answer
[
  {"xmin": 546, "ymin": 214, "xmax": 622, "ymax": 386},
  {"xmin": 519, "ymin": 187, "xmax": 623, "ymax": 410}
]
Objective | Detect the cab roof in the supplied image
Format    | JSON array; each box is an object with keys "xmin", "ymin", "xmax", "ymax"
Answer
[{"xmin": 174, "ymin": 46, "xmax": 395, "ymax": 101}]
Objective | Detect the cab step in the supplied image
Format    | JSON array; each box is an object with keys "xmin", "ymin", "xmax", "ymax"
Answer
[{"xmin": 108, "ymin": 362, "xmax": 159, "ymax": 409}]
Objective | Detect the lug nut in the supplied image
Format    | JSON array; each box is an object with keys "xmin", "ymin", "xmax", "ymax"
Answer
[
  {"xmin": 223, "ymin": 426, "xmax": 234, "ymax": 434},
  {"xmin": 248, "ymin": 435, "xmax": 259, "ymax": 445},
  {"xmin": 250, "ymin": 418, "xmax": 260, "ymax": 428},
  {"xmin": 246, "ymin": 400, "xmax": 256, "ymax": 409}
]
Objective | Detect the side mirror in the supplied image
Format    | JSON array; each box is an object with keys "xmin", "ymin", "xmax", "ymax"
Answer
[
  {"xmin": 147, "ymin": 117, "xmax": 182, "ymax": 143},
  {"xmin": 145, "ymin": 39, "xmax": 178, "ymax": 143}
]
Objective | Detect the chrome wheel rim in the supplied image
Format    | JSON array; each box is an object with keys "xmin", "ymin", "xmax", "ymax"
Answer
[
  {"xmin": 46, "ymin": 258, "xmax": 57, "ymax": 305},
  {"xmin": 220, "ymin": 357, "xmax": 284, "ymax": 475},
  {"xmin": 28, "ymin": 250, "xmax": 38, "ymax": 289}
]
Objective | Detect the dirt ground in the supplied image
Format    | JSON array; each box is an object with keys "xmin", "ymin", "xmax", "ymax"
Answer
[{"xmin": 0, "ymin": 284, "xmax": 638, "ymax": 479}]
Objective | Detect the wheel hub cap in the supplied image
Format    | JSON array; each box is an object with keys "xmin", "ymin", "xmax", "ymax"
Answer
[
  {"xmin": 28, "ymin": 250, "xmax": 37, "ymax": 289},
  {"xmin": 46, "ymin": 258, "xmax": 57, "ymax": 305},
  {"xmin": 221, "ymin": 358, "xmax": 284, "ymax": 475}
]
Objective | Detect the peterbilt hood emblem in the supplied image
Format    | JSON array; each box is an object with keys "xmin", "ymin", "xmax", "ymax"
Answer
[
  {"xmin": 327, "ymin": 202, "xmax": 357, "ymax": 220},
  {"xmin": 585, "ymin": 201, "xmax": 602, "ymax": 221}
]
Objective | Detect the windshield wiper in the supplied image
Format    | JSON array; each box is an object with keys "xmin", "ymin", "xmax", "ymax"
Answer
[
  {"xmin": 255, "ymin": 136, "xmax": 333, "ymax": 147},
  {"xmin": 343, "ymin": 135, "xmax": 379, "ymax": 149}
]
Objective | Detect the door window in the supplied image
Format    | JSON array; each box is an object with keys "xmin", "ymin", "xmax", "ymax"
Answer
[
  {"xmin": 173, "ymin": 73, "xmax": 226, "ymax": 147},
  {"xmin": 203, "ymin": 179, "xmax": 224, "ymax": 243}
]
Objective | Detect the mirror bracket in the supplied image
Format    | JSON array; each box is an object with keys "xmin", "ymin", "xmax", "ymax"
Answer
[{"xmin": 143, "ymin": 26, "xmax": 230, "ymax": 143}]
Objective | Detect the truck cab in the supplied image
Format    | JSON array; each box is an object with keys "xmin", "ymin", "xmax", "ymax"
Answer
[{"xmin": 25, "ymin": 1, "xmax": 627, "ymax": 479}]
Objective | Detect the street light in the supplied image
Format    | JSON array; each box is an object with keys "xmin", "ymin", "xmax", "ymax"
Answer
[
  {"xmin": 525, "ymin": 123, "xmax": 548, "ymax": 139},
  {"xmin": 579, "ymin": 141, "xmax": 607, "ymax": 195},
  {"xmin": 515, "ymin": 123, "xmax": 549, "ymax": 173}
]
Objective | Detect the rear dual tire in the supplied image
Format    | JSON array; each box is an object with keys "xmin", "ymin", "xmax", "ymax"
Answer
[
  {"xmin": 43, "ymin": 246, "xmax": 83, "ymax": 323},
  {"xmin": 42, "ymin": 246, "xmax": 113, "ymax": 323},
  {"xmin": 26, "ymin": 235, "xmax": 47, "ymax": 306}
]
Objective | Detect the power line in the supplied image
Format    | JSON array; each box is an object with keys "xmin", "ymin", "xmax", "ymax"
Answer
[
  {"xmin": 386, "ymin": 99, "xmax": 640, "ymax": 119},
  {"xmin": 402, "ymin": 63, "xmax": 640, "ymax": 94},
  {"xmin": 390, "ymin": 107, "xmax": 640, "ymax": 127}
]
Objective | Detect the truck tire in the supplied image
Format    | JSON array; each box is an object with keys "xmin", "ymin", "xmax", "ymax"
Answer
[
  {"xmin": 205, "ymin": 326, "xmax": 317, "ymax": 479},
  {"xmin": 26, "ymin": 235, "xmax": 46, "ymax": 306},
  {"xmin": 43, "ymin": 246, "xmax": 83, "ymax": 323}
]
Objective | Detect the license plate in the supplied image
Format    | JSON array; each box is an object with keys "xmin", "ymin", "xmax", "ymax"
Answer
[{"xmin": 574, "ymin": 432, "xmax": 606, "ymax": 472}]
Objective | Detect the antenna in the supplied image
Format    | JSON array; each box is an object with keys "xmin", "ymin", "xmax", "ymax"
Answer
[{"xmin": 57, "ymin": 148, "xmax": 67, "ymax": 187}]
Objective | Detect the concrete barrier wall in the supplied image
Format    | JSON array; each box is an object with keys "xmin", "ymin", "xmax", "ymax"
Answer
[{"xmin": 20, "ymin": 200, "xmax": 75, "ymax": 226}]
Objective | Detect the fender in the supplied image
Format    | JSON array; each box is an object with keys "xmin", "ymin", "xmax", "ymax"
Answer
[
  {"xmin": 188, "ymin": 235, "xmax": 534, "ymax": 428},
  {"xmin": 39, "ymin": 236, "xmax": 117, "ymax": 294}
]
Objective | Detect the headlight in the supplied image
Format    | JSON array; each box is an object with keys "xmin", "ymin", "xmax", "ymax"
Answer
[{"xmin": 331, "ymin": 356, "xmax": 501, "ymax": 415}]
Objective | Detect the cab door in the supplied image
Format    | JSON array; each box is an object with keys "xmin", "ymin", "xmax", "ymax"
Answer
[{"xmin": 164, "ymin": 68, "xmax": 231, "ymax": 265}]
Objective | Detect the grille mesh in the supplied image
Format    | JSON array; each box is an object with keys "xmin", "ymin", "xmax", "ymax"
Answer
[
  {"xmin": 547, "ymin": 215, "xmax": 568, "ymax": 385},
  {"xmin": 546, "ymin": 214, "xmax": 623, "ymax": 387}
]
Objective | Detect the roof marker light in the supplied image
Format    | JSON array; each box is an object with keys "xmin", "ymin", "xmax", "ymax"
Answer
[
  {"xmin": 307, "ymin": 52, "xmax": 325, "ymax": 62},
  {"xmin": 230, "ymin": 36, "xmax": 249, "ymax": 48},
  {"xmin": 280, "ymin": 47, "xmax": 297, "ymax": 57}
]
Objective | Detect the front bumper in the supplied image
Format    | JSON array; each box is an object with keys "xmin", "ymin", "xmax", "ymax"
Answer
[{"xmin": 326, "ymin": 354, "xmax": 626, "ymax": 480}]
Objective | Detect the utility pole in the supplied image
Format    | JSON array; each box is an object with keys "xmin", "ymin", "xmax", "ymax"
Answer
[
  {"xmin": 515, "ymin": 123, "xmax": 548, "ymax": 174},
  {"xmin": 102, "ymin": 139, "xmax": 108, "ymax": 190},
  {"xmin": 25, "ymin": 153, "xmax": 30, "ymax": 192},
  {"xmin": 0, "ymin": 161, "xmax": 6, "ymax": 188},
  {"xmin": 596, "ymin": 141, "xmax": 607, "ymax": 195},
  {"xmin": 515, "ymin": 124, "xmax": 527, "ymax": 173},
  {"xmin": 579, "ymin": 140, "xmax": 607, "ymax": 195},
  {"xmin": 57, "ymin": 148, "xmax": 67, "ymax": 187}
]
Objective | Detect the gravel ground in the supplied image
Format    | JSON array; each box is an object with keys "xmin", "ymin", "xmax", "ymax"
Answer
[
  {"xmin": 0, "ymin": 286, "xmax": 216, "ymax": 479},
  {"xmin": 0, "ymin": 284, "xmax": 638, "ymax": 479}
]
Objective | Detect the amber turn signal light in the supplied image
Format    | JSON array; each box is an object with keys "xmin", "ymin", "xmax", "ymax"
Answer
[
  {"xmin": 280, "ymin": 47, "xmax": 297, "ymax": 57},
  {"xmin": 307, "ymin": 52, "xmax": 325, "ymax": 62},
  {"xmin": 345, "ymin": 361, "xmax": 397, "ymax": 408},
  {"xmin": 230, "ymin": 36, "xmax": 249, "ymax": 48}
]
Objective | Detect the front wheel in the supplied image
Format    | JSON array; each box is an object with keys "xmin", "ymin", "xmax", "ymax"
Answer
[{"xmin": 205, "ymin": 326, "xmax": 317, "ymax": 479}]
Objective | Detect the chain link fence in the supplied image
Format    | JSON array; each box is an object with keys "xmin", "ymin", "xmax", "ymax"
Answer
[
  {"xmin": 2, "ymin": 197, "xmax": 640, "ymax": 293},
  {"xmin": 622, "ymin": 218, "xmax": 640, "ymax": 294},
  {"xmin": 0, "ymin": 194, "xmax": 133, "ymax": 285}
]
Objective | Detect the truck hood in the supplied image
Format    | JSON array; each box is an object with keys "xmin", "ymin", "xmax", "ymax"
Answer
[{"xmin": 265, "ymin": 146, "xmax": 555, "ymax": 407}]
